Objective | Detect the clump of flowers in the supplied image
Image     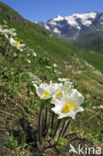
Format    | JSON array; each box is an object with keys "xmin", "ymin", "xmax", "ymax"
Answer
[
  {"xmin": 0, "ymin": 24, "xmax": 16, "ymax": 39},
  {"xmin": 33, "ymin": 78, "xmax": 84, "ymax": 148},
  {"xmin": 0, "ymin": 22, "xmax": 25, "ymax": 52}
]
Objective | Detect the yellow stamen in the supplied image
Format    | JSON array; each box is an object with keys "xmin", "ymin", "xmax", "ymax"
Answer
[
  {"xmin": 65, "ymin": 78, "xmax": 69, "ymax": 80},
  {"xmin": 11, "ymin": 72, "xmax": 14, "ymax": 75},
  {"xmin": 62, "ymin": 101, "xmax": 74, "ymax": 113},
  {"xmin": 15, "ymin": 40, "xmax": 20, "ymax": 46},
  {"xmin": 44, "ymin": 91, "xmax": 50, "ymax": 98},
  {"xmin": 56, "ymin": 89, "xmax": 64, "ymax": 98}
]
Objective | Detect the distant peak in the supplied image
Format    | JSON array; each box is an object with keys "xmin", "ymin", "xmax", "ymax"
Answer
[
  {"xmin": 56, "ymin": 15, "xmax": 63, "ymax": 18},
  {"xmin": 72, "ymin": 12, "xmax": 98, "ymax": 18},
  {"xmin": 54, "ymin": 15, "xmax": 64, "ymax": 21}
]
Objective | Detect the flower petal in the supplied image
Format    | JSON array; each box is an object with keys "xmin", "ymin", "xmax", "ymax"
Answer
[{"xmin": 70, "ymin": 89, "xmax": 84, "ymax": 106}]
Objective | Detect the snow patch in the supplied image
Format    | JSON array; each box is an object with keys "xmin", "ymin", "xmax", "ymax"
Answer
[
  {"xmin": 72, "ymin": 12, "xmax": 97, "ymax": 26},
  {"xmin": 54, "ymin": 15, "xmax": 64, "ymax": 21},
  {"xmin": 48, "ymin": 20, "xmax": 57, "ymax": 25},
  {"xmin": 65, "ymin": 16, "xmax": 81, "ymax": 29},
  {"xmin": 53, "ymin": 28, "xmax": 61, "ymax": 34},
  {"xmin": 48, "ymin": 15, "xmax": 63, "ymax": 25},
  {"xmin": 44, "ymin": 25, "xmax": 50, "ymax": 30}
]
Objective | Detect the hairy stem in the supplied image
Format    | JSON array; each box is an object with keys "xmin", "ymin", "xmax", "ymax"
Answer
[
  {"xmin": 42, "ymin": 106, "xmax": 48, "ymax": 136},
  {"xmin": 44, "ymin": 120, "xmax": 66, "ymax": 149},
  {"xmin": 38, "ymin": 104, "xmax": 43, "ymax": 145},
  {"xmin": 56, "ymin": 120, "xmax": 66, "ymax": 145},
  {"xmin": 51, "ymin": 112, "xmax": 55, "ymax": 129},
  {"xmin": 61, "ymin": 119, "xmax": 71, "ymax": 137},
  {"xmin": 52, "ymin": 119, "xmax": 61, "ymax": 139}
]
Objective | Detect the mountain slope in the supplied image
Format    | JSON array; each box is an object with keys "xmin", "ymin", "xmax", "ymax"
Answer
[
  {"xmin": 0, "ymin": 2, "xmax": 79, "ymax": 65},
  {"xmin": 0, "ymin": 2, "xmax": 103, "ymax": 155},
  {"xmin": 83, "ymin": 38, "xmax": 103, "ymax": 54}
]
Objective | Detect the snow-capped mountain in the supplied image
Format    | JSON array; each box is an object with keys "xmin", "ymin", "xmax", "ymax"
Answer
[
  {"xmin": 37, "ymin": 12, "xmax": 103, "ymax": 46},
  {"xmin": 47, "ymin": 12, "xmax": 97, "ymax": 33}
]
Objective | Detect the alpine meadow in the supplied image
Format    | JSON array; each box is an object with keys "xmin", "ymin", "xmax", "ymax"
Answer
[{"xmin": 0, "ymin": 1, "xmax": 103, "ymax": 155}]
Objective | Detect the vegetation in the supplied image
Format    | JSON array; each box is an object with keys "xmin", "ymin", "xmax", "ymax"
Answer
[
  {"xmin": 77, "ymin": 50, "xmax": 103, "ymax": 72},
  {"xmin": 84, "ymin": 38, "xmax": 103, "ymax": 54},
  {"xmin": 0, "ymin": 1, "xmax": 103, "ymax": 155}
]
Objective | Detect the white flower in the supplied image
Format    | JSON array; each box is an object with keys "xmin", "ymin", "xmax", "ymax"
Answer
[
  {"xmin": 0, "ymin": 26, "xmax": 5, "ymax": 34},
  {"xmin": 46, "ymin": 66, "xmax": 51, "ymax": 69},
  {"xmin": 93, "ymin": 106, "xmax": 96, "ymax": 109},
  {"xmin": 8, "ymin": 29, "xmax": 16, "ymax": 36},
  {"xmin": 3, "ymin": 20, "xmax": 7, "ymax": 24},
  {"xmin": 4, "ymin": 33, "xmax": 8, "ymax": 39},
  {"xmin": 2, "ymin": 28, "xmax": 9, "ymax": 34},
  {"xmin": 27, "ymin": 53, "xmax": 30, "ymax": 56},
  {"xmin": 53, "ymin": 80, "xmax": 74, "ymax": 99},
  {"xmin": 33, "ymin": 82, "xmax": 62, "ymax": 100},
  {"xmin": 58, "ymin": 77, "xmax": 69, "ymax": 82},
  {"xmin": 9, "ymin": 28, "xmax": 16, "ymax": 32},
  {"xmin": 100, "ymin": 105, "xmax": 103, "ymax": 109},
  {"xmin": 0, "ymin": 27, "xmax": 9, "ymax": 39},
  {"xmin": 53, "ymin": 63, "xmax": 58, "ymax": 67},
  {"xmin": 27, "ymin": 59, "xmax": 31, "ymax": 64},
  {"xmin": 3, "ymin": 24, "xmax": 8, "ymax": 28},
  {"xmin": 32, "ymin": 52, "xmax": 37, "ymax": 57},
  {"xmin": 9, "ymin": 37, "xmax": 25, "ymax": 51},
  {"xmin": 51, "ymin": 89, "xmax": 84, "ymax": 119}
]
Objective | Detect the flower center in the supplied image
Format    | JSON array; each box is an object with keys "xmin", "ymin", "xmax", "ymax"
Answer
[
  {"xmin": 62, "ymin": 101, "xmax": 74, "ymax": 113},
  {"xmin": 65, "ymin": 78, "xmax": 69, "ymax": 80},
  {"xmin": 44, "ymin": 91, "xmax": 50, "ymax": 98},
  {"xmin": 55, "ymin": 89, "xmax": 64, "ymax": 98},
  {"xmin": 15, "ymin": 40, "xmax": 20, "ymax": 46}
]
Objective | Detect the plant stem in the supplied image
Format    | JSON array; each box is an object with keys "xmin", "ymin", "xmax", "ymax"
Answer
[
  {"xmin": 38, "ymin": 104, "xmax": 43, "ymax": 145},
  {"xmin": 50, "ymin": 112, "xmax": 55, "ymax": 138},
  {"xmin": 61, "ymin": 119, "xmax": 71, "ymax": 137},
  {"xmin": 51, "ymin": 112, "xmax": 55, "ymax": 129},
  {"xmin": 56, "ymin": 120, "xmax": 66, "ymax": 145},
  {"xmin": 44, "ymin": 120, "xmax": 66, "ymax": 149},
  {"xmin": 52, "ymin": 119, "xmax": 61, "ymax": 139},
  {"xmin": 42, "ymin": 106, "xmax": 48, "ymax": 136}
]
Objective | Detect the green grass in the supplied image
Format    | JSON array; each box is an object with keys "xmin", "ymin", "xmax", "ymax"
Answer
[
  {"xmin": 85, "ymin": 39, "xmax": 103, "ymax": 54},
  {"xmin": 0, "ymin": 2, "xmax": 103, "ymax": 155},
  {"xmin": 77, "ymin": 50, "xmax": 103, "ymax": 73}
]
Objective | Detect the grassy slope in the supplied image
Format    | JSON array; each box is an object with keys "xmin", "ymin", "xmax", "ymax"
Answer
[
  {"xmin": 0, "ymin": 2, "xmax": 103, "ymax": 155},
  {"xmin": 80, "ymin": 40, "xmax": 103, "ymax": 72},
  {"xmin": 84, "ymin": 39, "xmax": 103, "ymax": 54},
  {"xmin": 78, "ymin": 50, "xmax": 103, "ymax": 72}
]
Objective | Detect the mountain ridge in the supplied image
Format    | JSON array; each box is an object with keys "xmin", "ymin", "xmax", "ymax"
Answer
[{"xmin": 37, "ymin": 12, "xmax": 103, "ymax": 47}]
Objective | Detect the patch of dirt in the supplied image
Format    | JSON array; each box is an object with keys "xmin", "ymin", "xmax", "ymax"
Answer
[
  {"xmin": 80, "ymin": 79, "xmax": 103, "ymax": 95},
  {"xmin": 43, "ymin": 133, "xmax": 102, "ymax": 156},
  {"xmin": 0, "ymin": 94, "xmax": 38, "ymax": 155},
  {"xmin": 0, "ymin": 94, "xmax": 103, "ymax": 156}
]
